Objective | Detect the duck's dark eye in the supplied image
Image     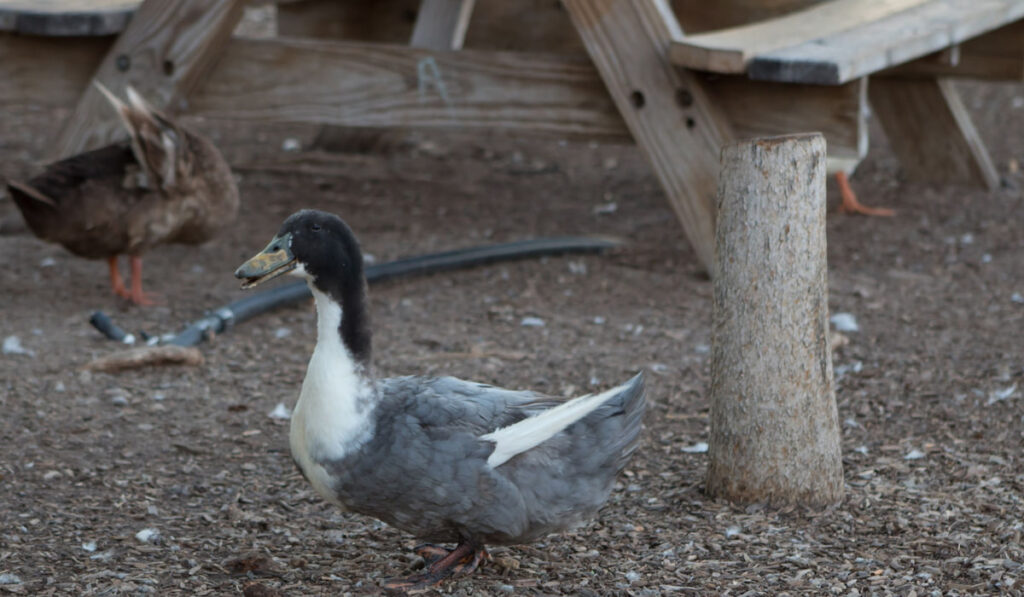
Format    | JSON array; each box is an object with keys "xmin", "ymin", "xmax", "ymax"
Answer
[{"xmin": 311, "ymin": 223, "xmax": 322, "ymax": 232}]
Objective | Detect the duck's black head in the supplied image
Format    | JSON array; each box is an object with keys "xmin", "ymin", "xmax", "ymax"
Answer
[
  {"xmin": 235, "ymin": 209, "xmax": 371, "ymax": 361},
  {"xmin": 236, "ymin": 210, "xmax": 363, "ymax": 292}
]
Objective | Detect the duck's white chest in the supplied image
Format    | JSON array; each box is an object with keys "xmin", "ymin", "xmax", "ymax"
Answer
[{"xmin": 288, "ymin": 292, "xmax": 374, "ymax": 504}]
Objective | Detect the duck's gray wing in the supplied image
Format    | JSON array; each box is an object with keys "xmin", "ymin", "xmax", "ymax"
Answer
[{"xmin": 324, "ymin": 376, "xmax": 542, "ymax": 541}]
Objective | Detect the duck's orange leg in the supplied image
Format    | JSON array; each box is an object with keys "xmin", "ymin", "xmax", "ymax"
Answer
[
  {"xmin": 836, "ymin": 171, "xmax": 895, "ymax": 217},
  {"xmin": 128, "ymin": 256, "xmax": 160, "ymax": 306},
  {"xmin": 107, "ymin": 256, "xmax": 132, "ymax": 300}
]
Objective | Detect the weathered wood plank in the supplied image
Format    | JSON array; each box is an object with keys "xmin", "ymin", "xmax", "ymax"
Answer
[
  {"xmin": 193, "ymin": 38, "xmax": 627, "ymax": 138},
  {"xmin": 276, "ymin": 0, "xmax": 417, "ymax": 42},
  {"xmin": 278, "ymin": 0, "xmax": 582, "ymax": 53},
  {"xmin": 0, "ymin": 0, "xmax": 136, "ymax": 35},
  {"xmin": 706, "ymin": 75, "xmax": 867, "ymax": 172},
  {"xmin": 563, "ymin": 0, "xmax": 734, "ymax": 271},
  {"xmin": 0, "ymin": 0, "xmax": 583, "ymax": 51},
  {"xmin": 669, "ymin": 0, "xmax": 926, "ymax": 74},
  {"xmin": 463, "ymin": 0, "xmax": 583, "ymax": 52},
  {"xmin": 668, "ymin": 0, "xmax": 869, "ymax": 168},
  {"xmin": 0, "ymin": 34, "xmax": 866, "ymax": 170},
  {"xmin": 668, "ymin": 0, "xmax": 828, "ymax": 34},
  {"xmin": 276, "ymin": 0, "xmax": 421, "ymax": 154},
  {"xmin": 881, "ymin": 19, "xmax": 1024, "ymax": 80},
  {"xmin": 50, "ymin": 0, "xmax": 246, "ymax": 159},
  {"xmin": 331, "ymin": 0, "xmax": 476, "ymax": 155},
  {"xmin": 0, "ymin": 35, "xmax": 110, "ymax": 105},
  {"xmin": 749, "ymin": 0, "xmax": 1024, "ymax": 84},
  {"xmin": 410, "ymin": 0, "xmax": 476, "ymax": 50},
  {"xmin": 868, "ymin": 77, "xmax": 999, "ymax": 190}
]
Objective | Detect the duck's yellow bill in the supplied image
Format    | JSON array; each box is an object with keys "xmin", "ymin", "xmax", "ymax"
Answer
[{"xmin": 235, "ymin": 234, "xmax": 296, "ymax": 289}]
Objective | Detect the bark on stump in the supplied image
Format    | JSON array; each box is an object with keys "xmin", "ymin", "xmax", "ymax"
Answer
[{"xmin": 706, "ymin": 133, "xmax": 844, "ymax": 506}]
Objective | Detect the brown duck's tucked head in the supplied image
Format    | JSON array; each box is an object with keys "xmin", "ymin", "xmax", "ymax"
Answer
[
  {"xmin": 97, "ymin": 83, "xmax": 238, "ymax": 216},
  {"xmin": 235, "ymin": 209, "xmax": 365, "ymax": 298}
]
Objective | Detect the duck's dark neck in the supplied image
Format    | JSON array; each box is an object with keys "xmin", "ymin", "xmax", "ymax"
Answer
[{"xmin": 311, "ymin": 271, "xmax": 372, "ymax": 369}]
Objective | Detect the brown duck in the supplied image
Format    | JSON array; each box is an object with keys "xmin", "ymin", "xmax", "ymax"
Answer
[{"xmin": 6, "ymin": 85, "xmax": 238, "ymax": 305}]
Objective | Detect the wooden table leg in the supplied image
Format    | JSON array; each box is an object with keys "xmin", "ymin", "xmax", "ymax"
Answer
[
  {"xmin": 563, "ymin": 0, "xmax": 734, "ymax": 271},
  {"xmin": 51, "ymin": 0, "xmax": 246, "ymax": 160},
  {"xmin": 868, "ymin": 77, "xmax": 999, "ymax": 191},
  {"xmin": 410, "ymin": 0, "xmax": 477, "ymax": 50}
]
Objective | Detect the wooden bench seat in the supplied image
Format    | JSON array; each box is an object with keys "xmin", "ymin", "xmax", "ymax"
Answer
[
  {"xmin": 0, "ymin": 0, "xmax": 136, "ymax": 36},
  {"xmin": 669, "ymin": 0, "xmax": 1024, "ymax": 84}
]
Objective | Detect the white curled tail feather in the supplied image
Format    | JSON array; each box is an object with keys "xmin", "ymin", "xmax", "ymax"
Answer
[{"xmin": 481, "ymin": 382, "xmax": 626, "ymax": 468}]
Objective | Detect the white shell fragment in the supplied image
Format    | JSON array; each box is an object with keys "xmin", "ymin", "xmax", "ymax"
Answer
[
  {"xmin": 830, "ymin": 313, "xmax": 860, "ymax": 332},
  {"xmin": 834, "ymin": 361, "xmax": 864, "ymax": 378},
  {"xmin": 904, "ymin": 449, "xmax": 926, "ymax": 460},
  {"xmin": 135, "ymin": 528, "xmax": 160, "ymax": 543},
  {"xmin": 2, "ymin": 335, "xmax": 34, "ymax": 356},
  {"xmin": 268, "ymin": 402, "xmax": 292, "ymax": 420},
  {"xmin": 681, "ymin": 442, "xmax": 709, "ymax": 453},
  {"xmin": 520, "ymin": 316, "xmax": 546, "ymax": 327},
  {"xmin": 987, "ymin": 384, "xmax": 1017, "ymax": 406}
]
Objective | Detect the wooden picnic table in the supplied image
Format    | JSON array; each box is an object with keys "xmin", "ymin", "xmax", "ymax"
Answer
[{"xmin": 2, "ymin": 0, "xmax": 1021, "ymax": 271}]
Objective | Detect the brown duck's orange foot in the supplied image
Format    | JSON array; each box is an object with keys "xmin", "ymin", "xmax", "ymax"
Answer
[
  {"xmin": 836, "ymin": 171, "xmax": 895, "ymax": 217},
  {"xmin": 384, "ymin": 542, "xmax": 488, "ymax": 592},
  {"xmin": 128, "ymin": 290, "xmax": 161, "ymax": 306},
  {"xmin": 128, "ymin": 256, "xmax": 161, "ymax": 306},
  {"xmin": 126, "ymin": 284, "xmax": 161, "ymax": 306},
  {"xmin": 108, "ymin": 256, "xmax": 132, "ymax": 300}
]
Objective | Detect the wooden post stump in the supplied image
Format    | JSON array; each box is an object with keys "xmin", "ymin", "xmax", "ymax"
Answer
[{"xmin": 706, "ymin": 133, "xmax": 843, "ymax": 507}]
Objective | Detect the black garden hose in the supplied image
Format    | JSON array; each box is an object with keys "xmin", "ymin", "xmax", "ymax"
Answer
[{"xmin": 90, "ymin": 235, "xmax": 622, "ymax": 347}]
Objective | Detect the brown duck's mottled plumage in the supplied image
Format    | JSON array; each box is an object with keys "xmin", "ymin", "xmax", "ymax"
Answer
[{"xmin": 6, "ymin": 86, "xmax": 239, "ymax": 261}]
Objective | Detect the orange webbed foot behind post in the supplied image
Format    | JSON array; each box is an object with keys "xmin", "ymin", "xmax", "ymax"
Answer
[{"xmin": 836, "ymin": 171, "xmax": 895, "ymax": 217}]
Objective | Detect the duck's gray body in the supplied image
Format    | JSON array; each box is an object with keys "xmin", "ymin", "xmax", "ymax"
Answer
[{"xmin": 319, "ymin": 373, "xmax": 645, "ymax": 545}]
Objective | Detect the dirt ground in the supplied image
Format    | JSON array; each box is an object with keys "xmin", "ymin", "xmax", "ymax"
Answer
[{"xmin": 2, "ymin": 74, "xmax": 1023, "ymax": 596}]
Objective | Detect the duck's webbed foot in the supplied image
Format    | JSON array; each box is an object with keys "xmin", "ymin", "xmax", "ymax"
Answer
[
  {"xmin": 384, "ymin": 541, "xmax": 488, "ymax": 591},
  {"xmin": 836, "ymin": 171, "xmax": 895, "ymax": 217},
  {"xmin": 128, "ymin": 256, "xmax": 160, "ymax": 306},
  {"xmin": 412, "ymin": 543, "xmax": 452, "ymax": 566},
  {"xmin": 108, "ymin": 256, "xmax": 132, "ymax": 300}
]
